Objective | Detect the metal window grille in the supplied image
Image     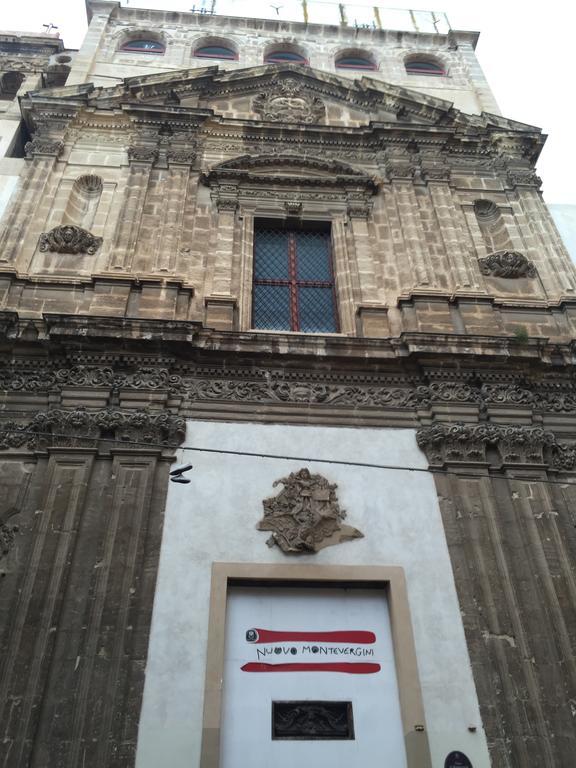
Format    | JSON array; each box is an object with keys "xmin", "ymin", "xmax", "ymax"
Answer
[{"xmin": 252, "ymin": 226, "xmax": 338, "ymax": 333}]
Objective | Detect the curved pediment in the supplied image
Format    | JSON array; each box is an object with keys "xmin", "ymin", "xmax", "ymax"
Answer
[{"xmin": 202, "ymin": 154, "xmax": 378, "ymax": 191}]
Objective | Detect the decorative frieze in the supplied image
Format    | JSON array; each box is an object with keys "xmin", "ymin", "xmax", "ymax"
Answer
[
  {"xmin": 257, "ymin": 468, "xmax": 363, "ymax": 553},
  {"xmin": 166, "ymin": 148, "xmax": 197, "ymax": 165},
  {"xmin": 24, "ymin": 138, "xmax": 64, "ymax": 158},
  {"xmin": 0, "ymin": 408, "xmax": 185, "ymax": 451},
  {"xmin": 422, "ymin": 167, "xmax": 451, "ymax": 183},
  {"xmin": 416, "ymin": 423, "xmax": 554, "ymax": 465},
  {"xmin": 507, "ymin": 169, "xmax": 542, "ymax": 188},
  {"xmin": 38, "ymin": 224, "xmax": 102, "ymax": 255},
  {"xmin": 479, "ymin": 250, "xmax": 536, "ymax": 279},
  {"xmin": 4, "ymin": 363, "xmax": 576, "ymax": 415},
  {"xmin": 127, "ymin": 145, "xmax": 159, "ymax": 164},
  {"xmin": 385, "ymin": 163, "xmax": 416, "ymax": 181}
]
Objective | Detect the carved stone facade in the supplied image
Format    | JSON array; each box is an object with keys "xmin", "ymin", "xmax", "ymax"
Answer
[{"xmin": 0, "ymin": 2, "xmax": 575, "ymax": 767}]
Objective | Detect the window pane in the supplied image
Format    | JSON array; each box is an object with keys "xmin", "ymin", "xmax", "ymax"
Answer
[
  {"xmin": 405, "ymin": 59, "xmax": 444, "ymax": 75},
  {"xmin": 254, "ymin": 230, "xmax": 289, "ymax": 279},
  {"xmin": 336, "ymin": 56, "xmax": 375, "ymax": 69},
  {"xmin": 295, "ymin": 231, "xmax": 332, "ymax": 281},
  {"xmin": 253, "ymin": 284, "xmax": 291, "ymax": 330},
  {"xmin": 121, "ymin": 40, "xmax": 164, "ymax": 53},
  {"xmin": 298, "ymin": 286, "xmax": 337, "ymax": 333},
  {"xmin": 195, "ymin": 46, "xmax": 236, "ymax": 59},
  {"xmin": 265, "ymin": 51, "xmax": 306, "ymax": 64}
]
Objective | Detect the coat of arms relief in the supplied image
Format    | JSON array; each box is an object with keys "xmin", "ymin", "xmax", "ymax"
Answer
[
  {"xmin": 252, "ymin": 79, "xmax": 326, "ymax": 124},
  {"xmin": 257, "ymin": 468, "xmax": 363, "ymax": 553}
]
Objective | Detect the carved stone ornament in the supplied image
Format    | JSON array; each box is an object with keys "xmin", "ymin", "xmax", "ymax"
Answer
[
  {"xmin": 257, "ymin": 468, "xmax": 363, "ymax": 554},
  {"xmin": 507, "ymin": 169, "xmax": 542, "ymax": 188},
  {"xmin": 166, "ymin": 148, "xmax": 197, "ymax": 165},
  {"xmin": 24, "ymin": 138, "xmax": 64, "ymax": 158},
  {"xmin": 416, "ymin": 422, "xmax": 555, "ymax": 466},
  {"xmin": 423, "ymin": 167, "xmax": 451, "ymax": 182},
  {"xmin": 0, "ymin": 508, "xmax": 19, "ymax": 561},
  {"xmin": 127, "ymin": 146, "xmax": 159, "ymax": 164},
  {"xmin": 479, "ymin": 250, "xmax": 536, "ymax": 279},
  {"xmin": 39, "ymin": 225, "xmax": 103, "ymax": 255},
  {"xmin": 385, "ymin": 163, "xmax": 416, "ymax": 181},
  {"xmin": 0, "ymin": 408, "xmax": 185, "ymax": 451},
  {"xmin": 252, "ymin": 79, "xmax": 325, "ymax": 124}
]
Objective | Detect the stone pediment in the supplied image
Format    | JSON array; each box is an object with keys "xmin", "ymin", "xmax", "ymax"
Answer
[
  {"xmin": 203, "ymin": 154, "xmax": 377, "ymax": 191},
  {"xmin": 45, "ymin": 64, "xmax": 457, "ymax": 128},
  {"xmin": 19, "ymin": 64, "xmax": 546, "ymax": 164},
  {"xmin": 126, "ymin": 65, "xmax": 454, "ymax": 126}
]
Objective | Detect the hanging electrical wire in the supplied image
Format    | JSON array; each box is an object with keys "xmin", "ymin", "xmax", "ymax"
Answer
[{"xmin": 6, "ymin": 428, "xmax": 576, "ymax": 488}]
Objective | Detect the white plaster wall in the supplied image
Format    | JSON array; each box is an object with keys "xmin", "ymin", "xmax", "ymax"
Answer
[
  {"xmin": 222, "ymin": 588, "xmax": 406, "ymax": 768},
  {"xmin": 137, "ymin": 421, "xmax": 491, "ymax": 768}
]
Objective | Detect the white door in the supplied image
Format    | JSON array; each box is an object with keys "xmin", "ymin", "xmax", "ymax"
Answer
[{"xmin": 220, "ymin": 586, "xmax": 408, "ymax": 768}]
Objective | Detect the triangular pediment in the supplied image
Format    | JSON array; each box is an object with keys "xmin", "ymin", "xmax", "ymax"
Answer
[
  {"xmin": 120, "ymin": 64, "xmax": 457, "ymax": 127},
  {"xmin": 19, "ymin": 63, "xmax": 545, "ymax": 164}
]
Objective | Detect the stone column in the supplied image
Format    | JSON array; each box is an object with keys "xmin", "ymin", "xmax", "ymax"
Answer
[
  {"xmin": 110, "ymin": 147, "xmax": 158, "ymax": 271},
  {"xmin": 154, "ymin": 150, "xmax": 195, "ymax": 273},
  {"xmin": 425, "ymin": 169, "xmax": 477, "ymax": 290},
  {"xmin": 346, "ymin": 198, "xmax": 390, "ymax": 337},
  {"xmin": 386, "ymin": 164, "xmax": 431, "ymax": 288},
  {"xmin": 204, "ymin": 187, "xmax": 239, "ymax": 331},
  {"xmin": 509, "ymin": 176, "xmax": 576, "ymax": 297},
  {"xmin": 0, "ymin": 139, "xmax": 64, "ymax": 267}
]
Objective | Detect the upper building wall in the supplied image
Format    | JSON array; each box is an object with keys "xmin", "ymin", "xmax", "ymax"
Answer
[{"xmin": 68, "ymin": 1, "xmax": 499, "ymax": 116}]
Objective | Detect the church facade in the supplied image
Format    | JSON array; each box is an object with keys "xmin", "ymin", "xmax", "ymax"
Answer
[{"xmin": 0, "ymin": 3, "xmax": 575, "ymax": 767}]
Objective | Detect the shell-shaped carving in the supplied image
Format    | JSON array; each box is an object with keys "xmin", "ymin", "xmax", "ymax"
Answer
[{"xmin": 74, "ymin": 174, "xmax": 103, "ymax": 194}]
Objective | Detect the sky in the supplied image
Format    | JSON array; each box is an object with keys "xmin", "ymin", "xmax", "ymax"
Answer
[{"xmin": 1, "ymin": 0, "xmax": 574, "ymax": 204}]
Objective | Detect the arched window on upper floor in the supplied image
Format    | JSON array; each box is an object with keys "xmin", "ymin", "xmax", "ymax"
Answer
[
  {"xmin": 404, "ymin": 56, "xmax": 445, "ymax": 76},
  {"xmin": 0, "ymin": 71, "xmax": 25, "ymax": 100},
  {"xmin": 194, "ymin": 43, "xmax": 238, "ymax": 60},
  {"xmin": 264, "ymin": 49, "xmax": 308, "ymax": 65},
  {"xmin": 120, "ymin": 38, "xmax": 165, "ymax": 54},
  {"xmin": 335, "ymin": 52, "xmax": 376, "ymax": 71}
]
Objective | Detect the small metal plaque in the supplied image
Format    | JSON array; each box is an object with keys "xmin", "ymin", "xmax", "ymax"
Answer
[
  {"xmin": 272, "ymin": 700, "xmax": 354, "ymax": 740},
  {"xmin": 445, "ymin": 751, "xmax": 473, "ymax": 768}
]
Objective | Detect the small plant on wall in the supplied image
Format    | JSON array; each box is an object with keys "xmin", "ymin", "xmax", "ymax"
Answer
[{"xmin": 512, "ymin": 326, "xmax": 529, "ymax": 344}]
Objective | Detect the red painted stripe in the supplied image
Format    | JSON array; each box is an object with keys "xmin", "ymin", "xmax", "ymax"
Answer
[
  {"xmin": 246, "ymin": 628, "xmax": 376, "ymax": 644},
  {"xmin": 241, "ymin": 662, "xmax": 381, "ymax": 674}
]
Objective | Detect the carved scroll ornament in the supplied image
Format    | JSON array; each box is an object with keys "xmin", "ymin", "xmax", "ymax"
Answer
[
  {"xmin": 39, "ymin": 225, "xmax": 102, "ymax": 255},
  {"xmin": 0, "ymin": 408, "xmax": 185, "ymax": 451},
  {"xmin": 416, "ymin": 422, "xmax": 554, "ymax": 466},
  {"xmin": 257, "ymin": 468, "xmax": 363, "ymax": 554},
  {"xmin": 24, "ymin": 138, "xmax": 64, "ymax": 158},
  {"xmin": 479, "ymin": 250, "xmax": 536, "ymax": 279},
  {"xmin": 253, "ymin": 79, "xmax": 325, "ymax": 124}
]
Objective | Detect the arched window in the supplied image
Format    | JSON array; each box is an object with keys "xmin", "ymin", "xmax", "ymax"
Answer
[
  {"xmin": 120, "ymin": 39, "xmax": 165, "ymax": 54},
  {"xmin": 264, "ymin": 50, "xmax": 307, "ymax": 65},
  {"xmin": 335, "ymin": 53, "xmax": 376, "ymax": 71},
  {"xmin": 194, "ymin": 45, "xmax": 237, "ymax": 60},
  {"xmin": 405, "ymin": 57, "xmax": 445, "ymax": 76}
]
